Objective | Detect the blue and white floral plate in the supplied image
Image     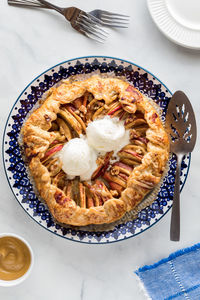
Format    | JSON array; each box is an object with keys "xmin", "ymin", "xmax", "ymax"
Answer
[{"xmin": 3, "ymin": 56, "xmax": 190, "ymax": 244}]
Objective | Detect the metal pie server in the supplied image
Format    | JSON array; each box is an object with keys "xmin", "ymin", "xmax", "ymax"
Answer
[{"xmin": 166, "ymin": 91, "xmax": 197, "ymax": 241}]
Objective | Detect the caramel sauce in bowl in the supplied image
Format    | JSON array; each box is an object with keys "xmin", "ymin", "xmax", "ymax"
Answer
[{"xmin": 0, "ymin": 233, "xmax": 34, "ymax": 287}]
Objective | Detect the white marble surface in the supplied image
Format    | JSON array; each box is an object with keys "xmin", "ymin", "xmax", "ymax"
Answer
[{"xmin": 1, "ymin": 0, "xmax": 200, "ymax": 299}]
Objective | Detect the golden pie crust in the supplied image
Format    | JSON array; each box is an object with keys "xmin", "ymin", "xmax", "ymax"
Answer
[{"xmin": 21, "ymin": 75, "xmax": 169, "ymax": 226}]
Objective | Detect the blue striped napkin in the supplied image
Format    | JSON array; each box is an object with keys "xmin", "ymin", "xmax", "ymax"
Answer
[{"xmin": 135, "ymin": 243, "xmax": 200, "ymax": 300}]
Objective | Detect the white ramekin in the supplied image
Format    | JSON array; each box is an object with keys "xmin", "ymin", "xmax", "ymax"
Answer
[{"xmin": 0, "ymin": 233, "xmax": 34, "ymax": 287}]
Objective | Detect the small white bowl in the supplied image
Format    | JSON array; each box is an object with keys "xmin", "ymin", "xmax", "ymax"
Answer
[{"xmin": 0, "ymin": 233, "xmax": 34, "ymax": 287}]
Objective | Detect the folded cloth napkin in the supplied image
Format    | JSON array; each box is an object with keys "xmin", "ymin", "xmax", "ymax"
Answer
[{"xmin": 135, "ymin": 243, "xmax": 200, "ymax": 300}]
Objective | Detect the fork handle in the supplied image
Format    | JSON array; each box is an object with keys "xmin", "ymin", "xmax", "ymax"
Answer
[
  {"xmin": 8, "ymin": 0, "xmax": 48, "ymax": 9},
  {"xmin": 8, "ymin": 0, "xmax": 63, "ymax": 13},
  {"xmin": 170, "ymin": 153, "xmax": 183, "ymax": 241},
  {"xmin": 36, "ymin": 0, "xmax": 63, "ymax": 14}
]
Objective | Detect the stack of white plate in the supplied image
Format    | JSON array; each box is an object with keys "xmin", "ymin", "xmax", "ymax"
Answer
[{"xmin": 147, "ymin": 0, "xmax": 200, "ymax": 49}]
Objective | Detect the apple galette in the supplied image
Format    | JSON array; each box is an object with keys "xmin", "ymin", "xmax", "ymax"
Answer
[{"xmin": 21, "ymin": 75, "xmax": 169, "ymax": 226}]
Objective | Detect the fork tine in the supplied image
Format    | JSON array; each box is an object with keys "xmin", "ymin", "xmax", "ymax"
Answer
[
  {"xmin": 77, "ymin": 23, "xmax": 107, "ymax": 43},
  {"xmin": 80, "ymin": 14, "xmax": 109, "ymax": 35},
  {"xmin": 88, "ymin": 13, "xmax": 130, "ymax": 29},
  {"xmin": 88, "ymin": 11, "xmax": 129, "ymax": 28},
  {"xmin": 100, "ymin": 23, "xmax": 129, "ymax": 28},
  {"xmin": 81, "ymin": 11, "xmax": 105, "ymax": 27},
  {"xmin": 86, "ymin": 34, "xmax": 105, "ymax": 43},
  {"xmin": 101, "ymin": 16, "xmax": 130, "ymax": 23},
  {"xmin": 76, "ymin": 17, "xmax": 108, "ymax": 42},
  {"xmin": 78, "ymin": 18, "xmax": 108, "ymax": 38},
  {"xmin": 99, "ymin": 20, "xmax": 129, "ymax": 28},
  {"xmin": 99, "ymin": 18, "xmax": 129, "ymax": 28},
  {"xmin": 100, "ymin": 15, "xmax": 130, "ymax": 23},
  {"xmin": 99, "ymin": 10, "xmax": 130, "ymax": 18},
  {"xmin": 84, "ymin": 25, "xmax": 108, "ymax": 41},
  {"xmin": 101, "ymin": 23, "xmax": 129, "ymax": 28},
  {"xmin": 85, "ymin": 31, "xmax": 106, "ymax": 43}
]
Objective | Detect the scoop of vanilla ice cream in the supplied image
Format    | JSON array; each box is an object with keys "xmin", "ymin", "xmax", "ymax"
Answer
[
  {"xmin": 86, "ymin": 116, "xmax": 128, "ymax": 152},
  {"xmin": 60, "ymin": 138, "xmax": 97, "ymax": 180}
]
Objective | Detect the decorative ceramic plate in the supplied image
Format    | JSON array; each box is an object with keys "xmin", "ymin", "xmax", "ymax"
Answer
[
  {"xmin": 3, "ymin": 56, "xmax": 190, "ymax": 244},
  {"xmin": 147, "ymin": 0, "xmax": 200, "ymax": 49}
]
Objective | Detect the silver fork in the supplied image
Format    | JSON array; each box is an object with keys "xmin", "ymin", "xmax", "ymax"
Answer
[
  {"xmin": 8, "ymin": 0, "xmax": 109, "ymax": 42},
  {"xmin": 8, "ymin": 0, "xmax": 130, "ymax": 28}
]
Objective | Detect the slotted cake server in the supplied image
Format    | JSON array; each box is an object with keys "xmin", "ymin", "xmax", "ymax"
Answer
[{"xmin": 166, "ymin": 91, "xmax": 197, "ymax": 241}]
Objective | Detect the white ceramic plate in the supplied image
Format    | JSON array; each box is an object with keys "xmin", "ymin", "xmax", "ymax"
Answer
[{"xmin": 147, "ymin": 0, "xmax": 200, "ymax": 49}]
